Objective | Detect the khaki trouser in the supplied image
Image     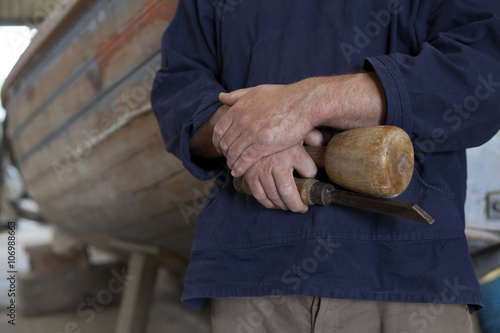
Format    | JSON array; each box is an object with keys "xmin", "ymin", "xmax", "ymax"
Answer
[{"xmin": 211, "ymin": 296, "xmax": 474, "ymax": 333}]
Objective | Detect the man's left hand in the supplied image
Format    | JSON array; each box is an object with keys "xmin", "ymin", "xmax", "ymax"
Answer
[{"xmin": 213, "ymin": 82, "xmax": 318, "ymax": 177}]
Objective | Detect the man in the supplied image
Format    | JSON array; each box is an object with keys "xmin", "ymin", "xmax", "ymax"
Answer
[{"xmin": 152, "ymin": 0, "xmax": 500, "ymax": 331}]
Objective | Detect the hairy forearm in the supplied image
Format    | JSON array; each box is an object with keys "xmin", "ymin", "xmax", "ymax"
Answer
[{"xmin": 303, "ymin": 72, "xmax": 387, "ymax": 130}]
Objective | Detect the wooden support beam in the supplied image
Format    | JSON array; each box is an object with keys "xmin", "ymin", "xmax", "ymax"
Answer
[{"xmin": 114, "ymin": 252, "xmax": 159, "ymax": 333}]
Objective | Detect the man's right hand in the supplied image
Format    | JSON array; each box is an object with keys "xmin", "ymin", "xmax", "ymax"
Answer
[
  {"xmin": 190, "ymin": 104, "xmax": 323, "ymax": 213},
  {"xmin": 242, "ymin": 144, "xmax": 317, "ymax": 213},
  {"xmin": 241, "ymin": 130, "xmax": 323, "ymax": 213}
]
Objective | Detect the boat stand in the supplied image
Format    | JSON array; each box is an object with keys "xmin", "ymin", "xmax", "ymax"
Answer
[{"xmin": 110, "ymin": 239, "xmax": 188, "ymax": 333}]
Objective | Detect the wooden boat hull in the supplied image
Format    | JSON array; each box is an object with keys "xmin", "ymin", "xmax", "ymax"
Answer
[
  {"xmin": 1, "ymin": 0, "xmax": 209, "ymax": 260},
  {"xmin": 4, "ymin": 0, "xmax": 498, "ymax": 265}
]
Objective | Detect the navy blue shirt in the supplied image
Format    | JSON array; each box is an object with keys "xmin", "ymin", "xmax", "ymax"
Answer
[{"xmin": 152, "ymin": 0, "xmax": 500, "ymax": 311}]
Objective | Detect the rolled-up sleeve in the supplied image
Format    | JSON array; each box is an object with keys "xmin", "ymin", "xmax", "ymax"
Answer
[
  {"xmin": 367, "ymin": 0, "xmax": 500, "ymax": 153},
  {"xmin": 151, "ymin": 0, "xmax": 226, "ymax": 180}
]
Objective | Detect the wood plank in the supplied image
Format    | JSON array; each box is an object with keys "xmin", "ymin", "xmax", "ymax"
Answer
[
  {"xmin": 23, "ymin": 113, "xmax": 171, "ymax": 206},
  {"xmin": 9, "ymin": 25, "xmax": 165, "ymax": 161},
  {"xmin": 1, "ymin": 0, "xmax": 93, "ymax": 104},
  {"xmin": 1, "ymin": 0, "xmax": 206, "ymax": 258},
  {"xmin": 114, "ymin": 253, "xmax": 159, "ymax": 333},
  {"xmin": 5, "ymin": 0, "xmax": 177, "ymax": 135},
  {"xmin": 16, "ymin": 55, "xmax": 162, "ymax": 190},
  {"xmin": 39, "ymin": 169, "xmax": 208, "ymax": 233}
]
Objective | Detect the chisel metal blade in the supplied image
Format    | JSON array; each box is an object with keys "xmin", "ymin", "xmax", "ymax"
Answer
[{"xmin": 324, "ymin": 186, "xmax": 435, "ymax": 224}]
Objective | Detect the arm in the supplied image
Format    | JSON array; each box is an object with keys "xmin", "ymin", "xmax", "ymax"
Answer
[
  {"xmin": 151, "ymin": 0, "xmax": 226, "ymax": 181},
  {"xmin": 189, "ymin": 105, "xmax": 228, "ymax": 160},
  {"xmin": 214, "ymin": 72, "xmax": 387, "ymax": 177},
  {"xmin": 214, "ymin": 0, "xmax": 500, "ymax": 177},
  {"xmin": 367, "ymin": 0, "xmax": 500, "ymax": 155}
]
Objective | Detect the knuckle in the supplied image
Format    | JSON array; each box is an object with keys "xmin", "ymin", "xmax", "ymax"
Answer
[
  {"xmin": 232, "ymin": 167, "xmax": 244, "ymax": 177},
  {"xmin": 252, "ymin": 191, "xmax": 265, "ymax": 201},
  {"xmin": 259, "ymin": 132, "xmax": 273, "ymax": 146},
  {"xmin": 241, "ymin": 150, "xmax": 256, "ymax": 164},
  {"xmin": 213, "ymin": 124, "xmax": 224, "ymax": 138},
  {"xmin": 239, "ymin": 113, "xmax": 251, "ymax": 125},
  {"xmin": 278, "ymin": 182, "xmax": 294, "ymax": 197},
  {"xmin": 268, "ymin": 154, "xmax": 281, "ymax": 165},
  {"xmin": 267, "ymin": 190, "xmax": 281, "ymax": 202},
  {"xmin": 231, "ymin": 103, "xmax": 244, "ymax": 114},
  {"xmin": 227, "ymin": 149, "xmax": 239, "ymax": 161},
  {"xmin": 246, "ymin": 123, "xmax": 260, "ymax": 136}
]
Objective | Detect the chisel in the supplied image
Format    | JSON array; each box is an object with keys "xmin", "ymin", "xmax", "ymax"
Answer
[
  {"xmin": 234, "ymin": 177, "xmax": 434, "ymax": 224},
  {"xmin": 232, "ymin": 126, "xmax": 434, "ymax": 224}
]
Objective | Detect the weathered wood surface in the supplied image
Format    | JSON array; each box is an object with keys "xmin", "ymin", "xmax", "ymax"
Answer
[{"xmin": 1, "ymin": 0, "xmax": 211, "ymax": 260}]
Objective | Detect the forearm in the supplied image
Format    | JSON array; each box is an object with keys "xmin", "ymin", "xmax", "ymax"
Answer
[{"xmin": 305, "ymin": 72, "xmax": 387, "ymax": 130}]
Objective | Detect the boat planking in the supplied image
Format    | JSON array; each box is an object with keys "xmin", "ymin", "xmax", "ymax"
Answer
[{"xmin": 1, "ymin": 0, "xmax": 212, "ymax": 261}]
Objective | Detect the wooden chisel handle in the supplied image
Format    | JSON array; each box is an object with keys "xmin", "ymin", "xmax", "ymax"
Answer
[
  {"xmin": 233, "ymin": 176, "xmax": 435, "ymax": 224},
  {"xmin": 234, "ymin": 176, "xmax": 327, "ymax": 206},
  {"xmin": 303, "ymin": 146, "xmax": 327, "ymax": 169}
]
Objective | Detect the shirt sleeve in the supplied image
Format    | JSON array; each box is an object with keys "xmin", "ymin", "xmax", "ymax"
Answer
[
  {"xmin": 151, "ymin": 0, "xmax": 226, "ymax": 181},
  {"xmin": 366, "ymin": 0, "xmax": 500, "ymax": 154}
]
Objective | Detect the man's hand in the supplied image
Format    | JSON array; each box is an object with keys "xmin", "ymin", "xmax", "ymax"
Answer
[
  {"xmin": 189, "ymin": 103, "xmax": 323, "ymax": 213},
  {"xmin": 213, "ymin": 72, "xmax": 386, "ymax": 178},
  {"xmin": 213, "ymin": 83, "xmax": 317, "ymax": 177},
  {"xmin": 243, "ymin": 129, "xmax": 323, "ymax": 213},
  {"xmin": 243, "ymin": 141, "xmax": 319, "ymax": 213}
]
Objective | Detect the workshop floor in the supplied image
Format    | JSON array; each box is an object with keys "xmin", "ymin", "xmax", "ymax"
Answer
[{"xmin": 0, "ymin": 220, "xmax": 211, "ymax": 333}]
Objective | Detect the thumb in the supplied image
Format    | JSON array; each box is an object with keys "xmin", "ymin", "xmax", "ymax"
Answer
[
  {"xmin": 219, "ymin": 88, "xmax": 251, "ymax": 106},
  {"xmin": 304, "ymin": 128, "xmax": 324, "ymax": 146}
]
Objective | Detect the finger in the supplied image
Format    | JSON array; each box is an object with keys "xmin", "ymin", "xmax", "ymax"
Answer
[
  {"xmin": 244, "ymin": 174, "xmax": 278, "ymax": 210},
  {"xmin": 225, "ymin": 135, "xmax": 254, "ymax": 170},
  {"xmin": 219, "ymin": 88, "xmax": 251, "ymax": 106},
  {"xmin": 273, "ymin": 167, "xmax": 308, "ymax": 213},
  {"xmin": 220, "ymin": 124, "xmax": 252, "ymax": 161},
  {"xmin": 260, "ymin": 171, "xmax": 288, "ymax": 211},
  {"xmin": 304, "ymin": 128, "xmax": 324, "ymax": 146},
  {"xmin": 293, "ymin": 150, "xmax": 318, "ymax": 179},
  {"xmin": 212, "ymin": 113, "xmax": 233, "ymax": 154},
  {"xmin": 231, "ymin": 145, "xmax": 264, "ymax": 178}
]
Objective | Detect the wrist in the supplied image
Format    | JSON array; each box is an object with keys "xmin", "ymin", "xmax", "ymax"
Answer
[{"xmin": 189, "ymin": 104, "xmax": 229, "ymax": 159}]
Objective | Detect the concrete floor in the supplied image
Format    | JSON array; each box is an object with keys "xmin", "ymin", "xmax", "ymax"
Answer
[{"xmin": 0, "ymin": 219, "xmax": 211, "ymax": 333}]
